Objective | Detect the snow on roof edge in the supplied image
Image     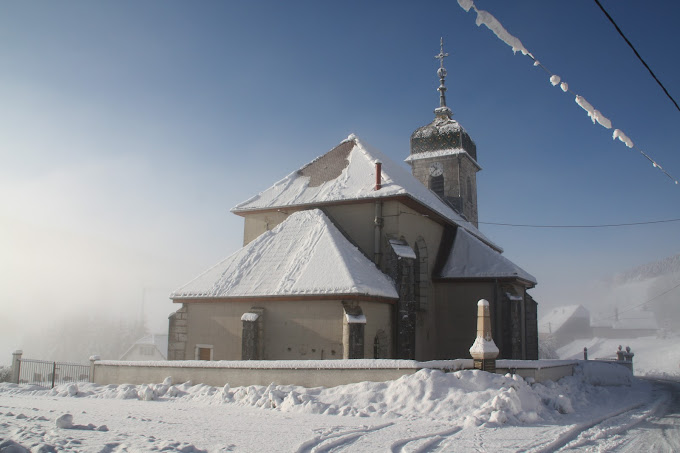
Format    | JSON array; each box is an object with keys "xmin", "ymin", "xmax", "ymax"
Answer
[
  {"xmin": 172, "ymin": 291, "xmax": 399, "ymax": 301},
  {"xmin": 404, "ymin": 148, "xmax": 482, "ymax": 170}
]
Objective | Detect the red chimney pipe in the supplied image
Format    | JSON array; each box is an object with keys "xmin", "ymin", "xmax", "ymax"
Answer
[{"xmin": 375, "ymin": 160, "xmax": 382, "ymax": 190}]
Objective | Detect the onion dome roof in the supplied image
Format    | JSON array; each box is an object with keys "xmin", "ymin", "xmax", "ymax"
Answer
[{"xmin": 410, "ymin": 114, "xmax": 477, "ymax": 161}]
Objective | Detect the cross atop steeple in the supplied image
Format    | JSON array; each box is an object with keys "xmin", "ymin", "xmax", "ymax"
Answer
[
  {"xmin": 434, "ymin": 38, "xmax": 452, "ymax": 117},
  {"xmin": 435, "ymin": 37, "xmax": 449, "ymax": 70}
]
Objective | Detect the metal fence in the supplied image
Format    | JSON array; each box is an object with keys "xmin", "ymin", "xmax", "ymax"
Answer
[{"xmin": 17, "ymin": 358, "xmax": 90, "ymax": 388}]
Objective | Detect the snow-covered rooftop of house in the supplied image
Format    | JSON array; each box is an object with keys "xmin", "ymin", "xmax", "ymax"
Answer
[
  {"xmin": 232, "ymin": 135, "xmax": 500, "ymax": 252},
  {"xmin": 171, "ymin": 209, "xmax": 398, "ymax": 300},
  {"xmin": 120, "ymin": 334, "xmax": 168, "ymax": 360},
  {"xmin": 538, "ymin": 305, "xmax": 590, "ymax": 334},
  {"xmin": 437, "ymin": 228, "xmax": 536, "ymax": 284}
]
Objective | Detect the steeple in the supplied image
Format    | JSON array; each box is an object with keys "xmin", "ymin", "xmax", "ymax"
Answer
[
  {"xmin": 406, "ymin": 39, "xmax": 481, "ymax": 228},
  {"xmin": 434, "ymin": 37, "xmax": 452, "ymax": 119}
]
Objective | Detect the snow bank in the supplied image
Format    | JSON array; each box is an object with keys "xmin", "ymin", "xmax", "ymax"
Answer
[{"xmin": 0, "ymin": 363, "xmax": 649, "ymax": 431}]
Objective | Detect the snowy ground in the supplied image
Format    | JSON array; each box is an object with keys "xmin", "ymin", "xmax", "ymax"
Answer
[{"xmin": 1, "ymin": 362, "xmax": 678, "ymax": 452}]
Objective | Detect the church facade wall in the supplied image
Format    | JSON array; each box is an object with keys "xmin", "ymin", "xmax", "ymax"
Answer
[
  {"xmin": 432, "ymin": 281, "xmax": 537, "ymax": 360},
  {"xmin": 382, "ymin": 200, "xmax": 443, "ymax": 361},
  {"xmin": 175, "ymin": 299, "xmax": 393, "ymax": 361},
  {"xmin": 434, "ymin": 281, "xmax": 494, "ymax": 359},
  {"xmin": 361, "ymin": 302, "xmax": 393, "ymax": 359}
]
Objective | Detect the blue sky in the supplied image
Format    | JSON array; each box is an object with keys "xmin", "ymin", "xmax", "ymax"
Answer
[{"xmin": 1, "ymin": 1, "xmax": 679, "ymax": 358}]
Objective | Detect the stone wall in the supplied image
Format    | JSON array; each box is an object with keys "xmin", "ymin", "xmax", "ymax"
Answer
[
  {"xmin": 167, "ymin": 305, "xmax": 187, "ymax": 360},
  {"xmin": 90, "ymin": 358, "xmax": 576, "ymax": 388}
]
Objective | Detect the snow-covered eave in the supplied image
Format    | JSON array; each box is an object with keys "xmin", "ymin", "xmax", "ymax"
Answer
[
  {"xmin": 404, "ymin": 148, "xmax": 482, "ymax": 170},
  {"xmin": 170, "ymin": 293, "xmax": 399, "ymax": 303},
  {"xmin": 433, "ymin": 275, "xmax": 537, "ymax": 288},
  {"xmin": 230, "ymin": 194, "xmax": 502, "ymax": 253}
]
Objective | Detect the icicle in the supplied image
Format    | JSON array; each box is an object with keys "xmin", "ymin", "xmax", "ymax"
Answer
[
  {"xmin": 560, "ymin": 82, "xmax": 568, "ymax": 92},
  {"xmin": 550, "ymin": 75, "xmax": 561, "ymax": 86},
  {"xmin": 457, "ymin": 0, "xmax": 474, "ymax": 13},
  {"xmin": 613, "ymin": 129, "xmax": 634, "ymax": 148},
  {"xmin": 473, "ymin": 8, "xmax": 532, "ymax": 56},
  {"xmin": 575, "ymin": 95, "xmax": 612, "ymax": 129}
]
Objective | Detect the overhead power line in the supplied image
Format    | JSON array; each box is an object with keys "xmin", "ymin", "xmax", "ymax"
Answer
[
  {"xmin": 593, "ymin": 0, "xmax": 680, "ymax": 114},
  {"xmin": 478, "ymin": 218, "xmax": 680, "ymax": 229}
]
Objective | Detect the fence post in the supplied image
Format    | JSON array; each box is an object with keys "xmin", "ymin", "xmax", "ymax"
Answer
[
  {"xmin": 11, "ymin": 350, "xmax": 22, "ymax": 384},
  {"xmin": 89, "ymin": 355, "xmax": 100, "ymax": 384},
  {"xmin": 51, "ymin": 362, "xmax": 56, "ymax": 389},
  {"xmin": 583, "ymin": 347, "xmax": 588, "ymax": 360}
]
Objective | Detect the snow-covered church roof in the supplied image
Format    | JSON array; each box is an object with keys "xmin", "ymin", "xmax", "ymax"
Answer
[
  {"xmin": 232, "ymin": 135, "xmax": 501, "ymax": 252},
  {"xmin": 171, "ymin": 209, "xmax": 398, "ymax": 300},
  {"xmin": 437, "ymin": 228, "xmax": 536, "ymax": 285}
]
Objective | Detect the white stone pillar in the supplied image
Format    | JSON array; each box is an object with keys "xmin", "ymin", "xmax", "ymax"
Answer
[
  {"xmin": 469, "ymin": 299, "xmax": 499, "ymax": 373},
  {"xmin": 11, "ymin": 350, "xmax": 22, "ymax": 384},
  {"xmin": 89, "ymin": 355, "xmax": 100, "ymax": 384}
]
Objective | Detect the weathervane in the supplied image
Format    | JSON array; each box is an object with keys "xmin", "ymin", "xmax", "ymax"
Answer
[{"xmin": 434, "ymin": 38, "xmax": 452, "ymax": 117}]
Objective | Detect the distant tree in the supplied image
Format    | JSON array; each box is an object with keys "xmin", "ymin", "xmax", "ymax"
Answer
[
  {"xmin": 538, "ymin": 334, "xmax": 559, "ymax": 359},
  {"xmin": 0, "ymin": 365, "xmax": 11, "ymax": 383}
]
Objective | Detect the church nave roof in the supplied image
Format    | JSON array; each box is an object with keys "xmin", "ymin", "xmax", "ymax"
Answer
[
  {"xmin": 171, "ymin": 209, "xmax": 398, "ymax": 300},
  {"xmin": 232, "ymin": 135, "xmax": 500, "ymax": 252},
  {"xmin": 437, "ymin": 228, "xmax": 536, "ymax": 285}
]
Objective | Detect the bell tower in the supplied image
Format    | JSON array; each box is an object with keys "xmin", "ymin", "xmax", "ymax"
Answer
[{"xmin": 406, "ymin": 39, "xmax": 481, "ymax": 227}]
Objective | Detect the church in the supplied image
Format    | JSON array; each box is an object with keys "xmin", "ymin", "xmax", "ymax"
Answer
[{"xmin": 167, "ymin": 43, "xmax": 539, "ymax": 362}]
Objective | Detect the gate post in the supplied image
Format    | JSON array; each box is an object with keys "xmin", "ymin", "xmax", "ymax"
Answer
[
  {"xmin": 11, "ymin": 350, "xmax": 22, "ymax": 384},
  {"xmin": 89, "ymin": 355, "xmax": 100, "ymax": 383}
]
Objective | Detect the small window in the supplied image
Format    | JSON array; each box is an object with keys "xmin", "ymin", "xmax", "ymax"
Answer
[
  {"xmin": 374, "ymin": 330, "xmax": 388, "ymax": 359},
  {"xmin": 195, "ymin": 344, "xmax": 214, "ymax": 361}
]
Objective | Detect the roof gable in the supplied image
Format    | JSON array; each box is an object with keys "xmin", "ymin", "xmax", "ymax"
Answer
[
  {"xmin": 171, "ymin": 209, "xmax": 398, "ymax": 300},
  {"xmin": 232, "ymin": 135, "xmax": 500, "ymax": 252},
  {"xmin": 436, "ymin": 228, "xmax": 536, "ymax": 284}
]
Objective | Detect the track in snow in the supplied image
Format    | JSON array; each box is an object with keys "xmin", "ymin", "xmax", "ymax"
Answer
[
  {"xmin": 295, "ymin": 423, "xmax": 394, "ymax": 453},
  {"xmin": 535, "ymin": 378, "xmax": 680, "ymax": 453}
]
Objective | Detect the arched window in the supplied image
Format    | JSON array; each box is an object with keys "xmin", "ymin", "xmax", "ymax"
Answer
[{"xmin": 374, "ymin": 330, "xmax": 388, "ymax": 358}]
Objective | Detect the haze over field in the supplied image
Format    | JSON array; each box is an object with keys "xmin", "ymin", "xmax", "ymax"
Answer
[{"xmin": 2, "ymin": 1, "xmax": 679, "ymax": 363}]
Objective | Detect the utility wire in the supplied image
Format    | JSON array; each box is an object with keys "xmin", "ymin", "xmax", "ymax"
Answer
[
  {"xmin": 478, "ymin": 218, "xmax": 680, "ymax": 229},
  {"xmin": 590, "ymin": 280, "xmax": 680, "ymax": 324},
  {"xmin": 593, "ymin": 0, "xmax": 680, "ymax": 114}
]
